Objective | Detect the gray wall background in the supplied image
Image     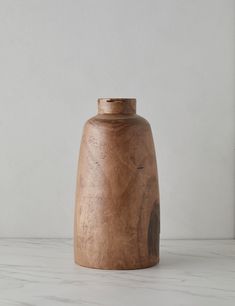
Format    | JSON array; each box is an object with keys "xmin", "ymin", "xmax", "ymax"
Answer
[{"xmin": 0, "ymin": 0, "xmax": 234, "ymax": 238}]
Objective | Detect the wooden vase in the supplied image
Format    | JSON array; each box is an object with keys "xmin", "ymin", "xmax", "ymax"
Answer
[{"xmin": 74, "ymin": 98, "xmax": 160, "ymax": 269}]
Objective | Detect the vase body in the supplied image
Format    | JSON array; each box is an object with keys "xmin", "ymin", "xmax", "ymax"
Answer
[{"xmin": 74, "ymin": 98, "xmax": 160, "ymax": 269}]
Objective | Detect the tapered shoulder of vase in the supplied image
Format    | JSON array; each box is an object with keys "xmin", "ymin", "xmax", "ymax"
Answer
[{"xmin": 98, "ymin": 98, "xmax": 136, "ymax": 115}]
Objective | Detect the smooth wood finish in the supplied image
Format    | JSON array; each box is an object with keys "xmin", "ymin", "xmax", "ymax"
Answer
[{"xmin": 74, "ymin": 98, "xmax": 160, "ymax": 269}]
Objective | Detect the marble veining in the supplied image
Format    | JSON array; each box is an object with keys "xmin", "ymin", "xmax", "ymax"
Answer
[{"xmin": 0, "ymin": 239, "xmax": 235, "ymax": 306}]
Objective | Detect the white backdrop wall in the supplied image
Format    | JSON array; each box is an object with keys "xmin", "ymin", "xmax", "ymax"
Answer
[{"xmin": 0, "ymin": 0, "xmax": 234, "ymax": 238}]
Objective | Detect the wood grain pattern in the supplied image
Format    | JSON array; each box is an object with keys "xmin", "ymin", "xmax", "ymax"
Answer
[{"xmin": 74, "ymin": 98, "xmax": 160, "ymax": 269}]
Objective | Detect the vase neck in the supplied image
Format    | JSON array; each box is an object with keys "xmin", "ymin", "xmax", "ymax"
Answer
[{"xmin": 98, "ymin": 98, "xmax": 136, "ymax": 115}]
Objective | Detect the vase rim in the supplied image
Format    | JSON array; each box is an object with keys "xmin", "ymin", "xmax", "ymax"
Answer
[{"xmin": 97, "ymin": 98, "xmax": 136, "ymax": 115}]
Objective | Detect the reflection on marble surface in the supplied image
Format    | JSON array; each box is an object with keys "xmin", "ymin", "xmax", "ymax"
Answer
[{"xmin": 0, "ymin": 239, "xmax": 235, "ymax": 306}]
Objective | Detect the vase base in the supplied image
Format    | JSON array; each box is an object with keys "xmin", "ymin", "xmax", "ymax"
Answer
[{"xmin": 74, "ymin": 258, "xmax": 160, "ymax": 270}]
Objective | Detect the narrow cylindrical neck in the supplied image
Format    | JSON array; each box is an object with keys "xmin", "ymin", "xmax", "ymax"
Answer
[{"xmin": 98, "ymin": 98, "xmax": 136, "ymax": 115}]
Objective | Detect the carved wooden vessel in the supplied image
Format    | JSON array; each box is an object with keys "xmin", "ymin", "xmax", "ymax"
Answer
[{"xmin": 74, "ymin": 98, "xmax": 160, "ymax": 269}]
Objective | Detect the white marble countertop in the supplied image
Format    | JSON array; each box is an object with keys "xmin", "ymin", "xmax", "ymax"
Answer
[{"xmin": 0, "ymin": 239, "xmax": 234, "ymax": 306}]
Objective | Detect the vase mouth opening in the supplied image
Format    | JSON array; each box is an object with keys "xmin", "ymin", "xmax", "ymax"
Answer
[{"xmin": 98, "ymin": 98, "xmax": 136, "ymax": 115}]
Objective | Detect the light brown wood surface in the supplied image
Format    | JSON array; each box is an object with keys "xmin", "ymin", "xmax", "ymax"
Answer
[{"xmin": 74, "ymin": 98, "xmax": 160, "ymax": 269}]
